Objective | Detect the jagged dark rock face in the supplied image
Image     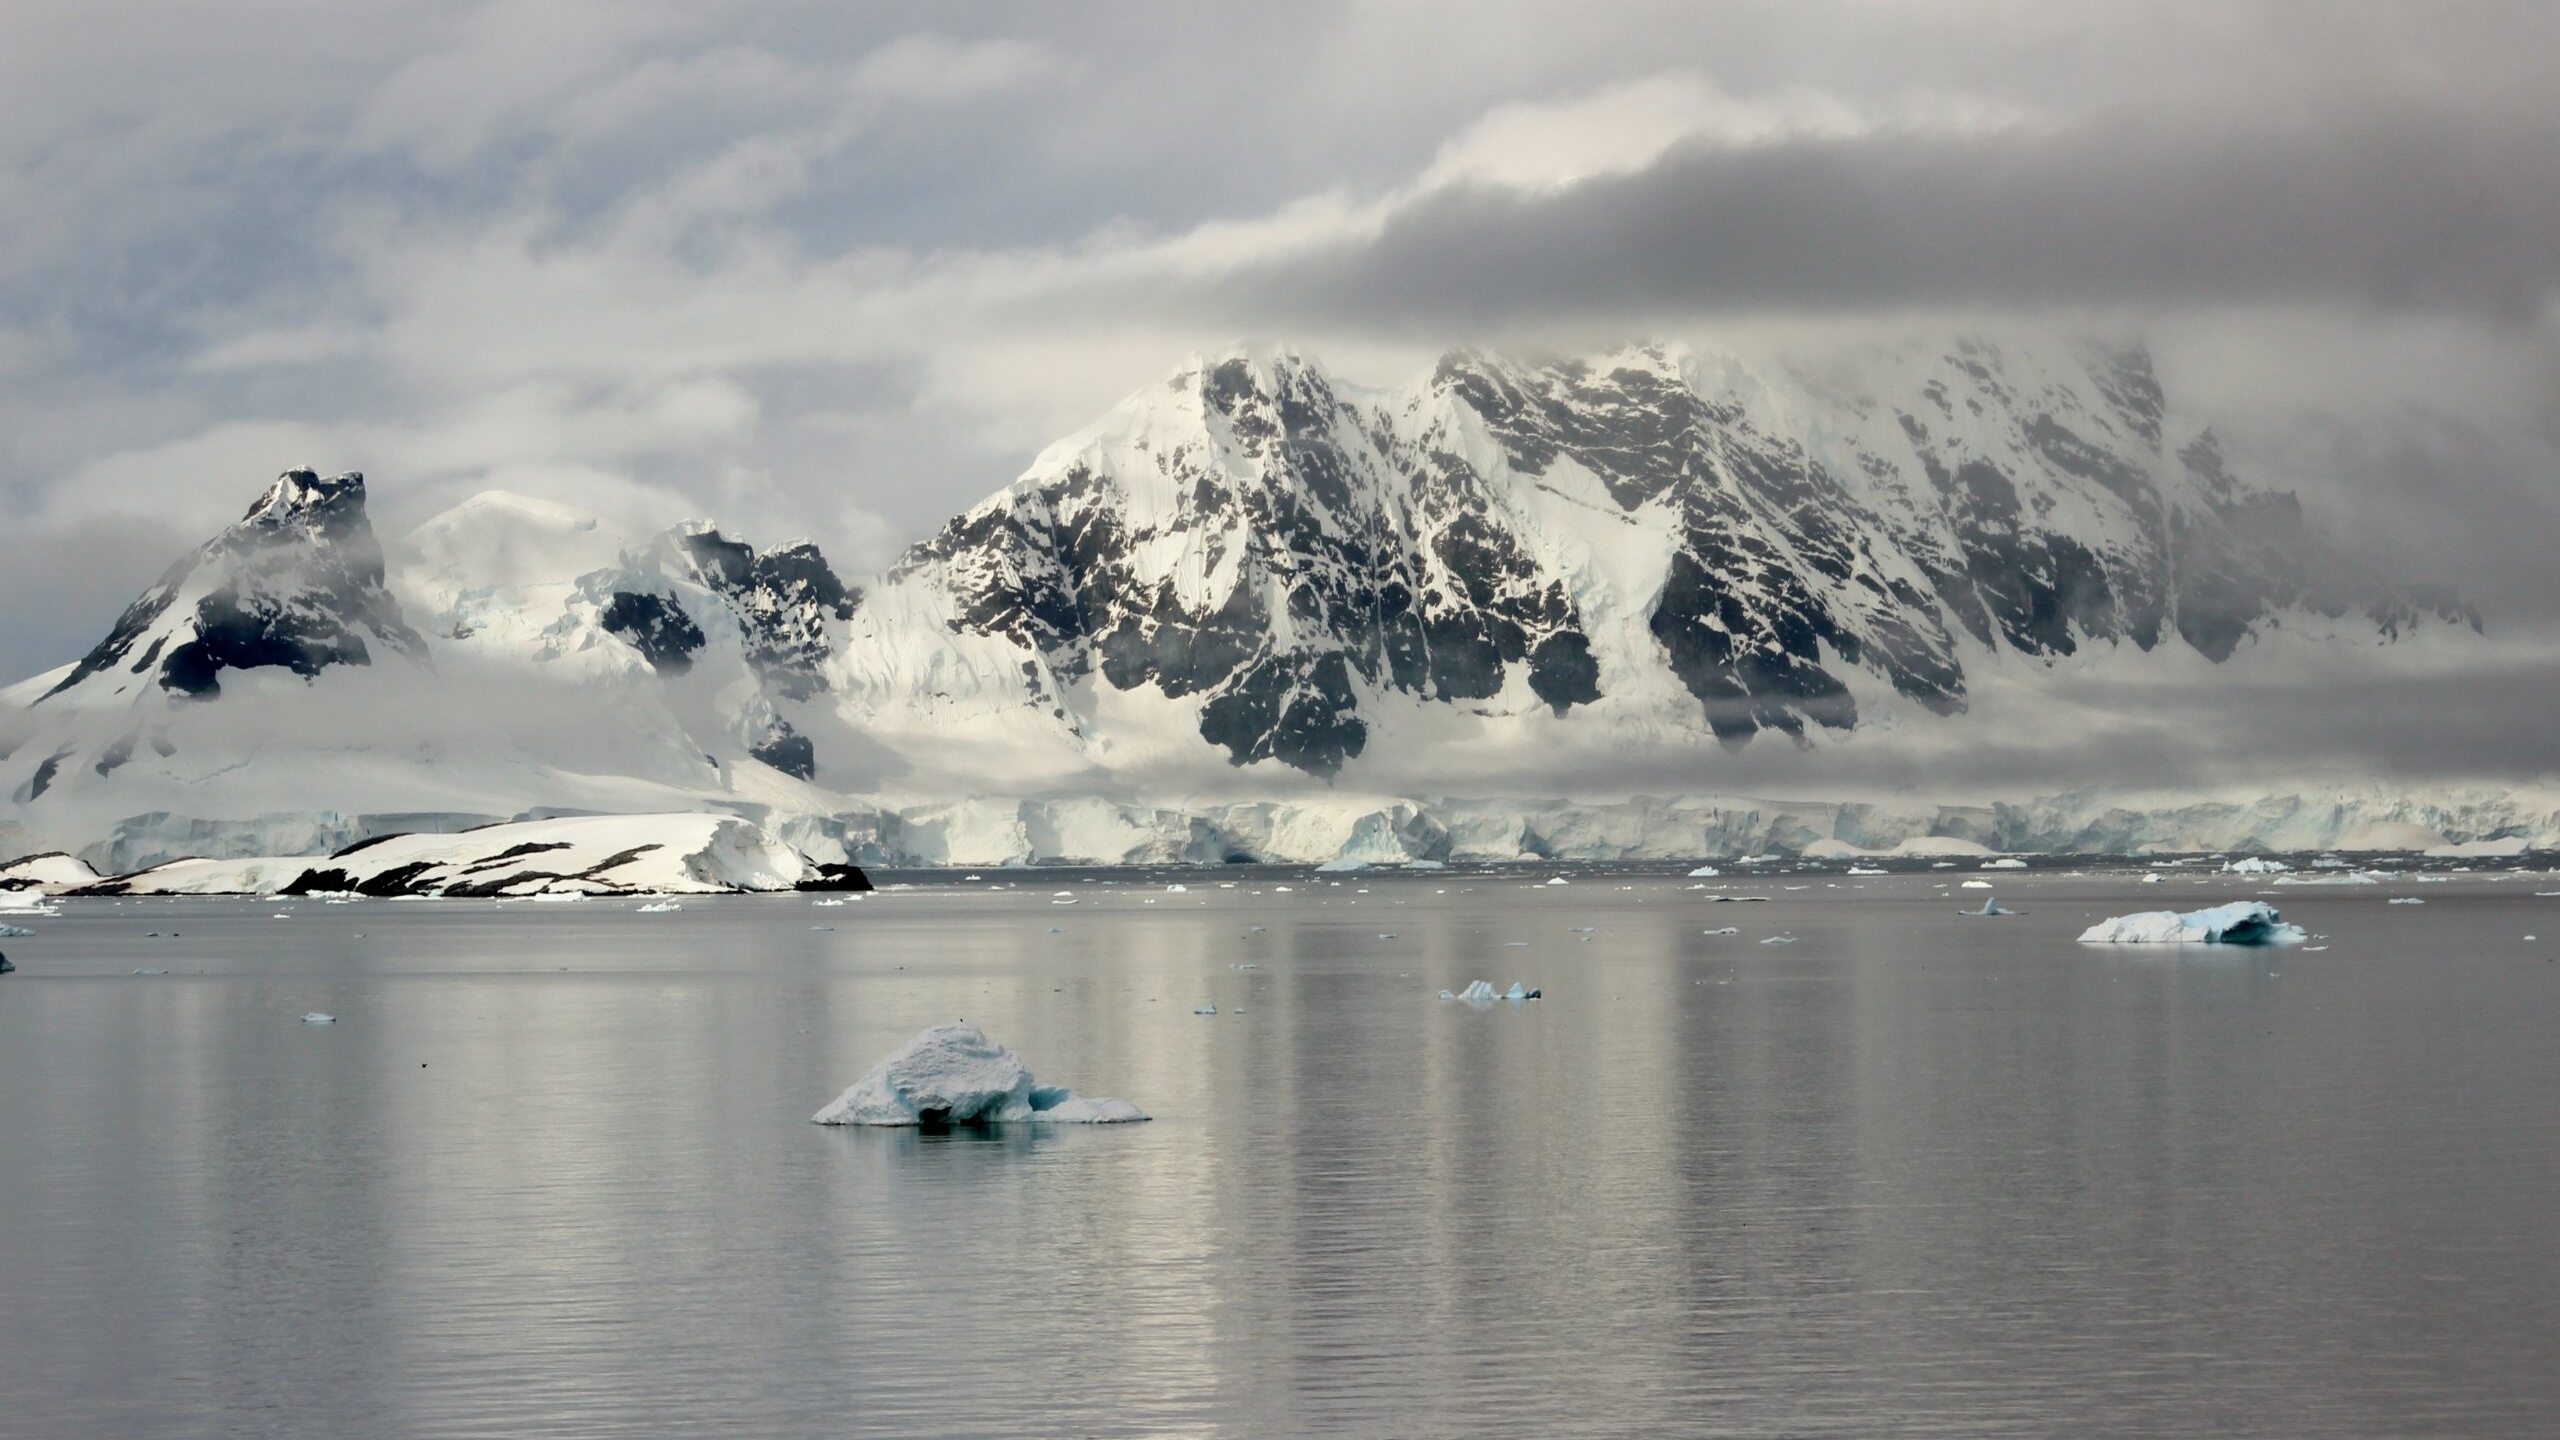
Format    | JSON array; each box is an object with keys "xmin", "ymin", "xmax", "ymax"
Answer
[
  {"xmin": 1434, "ymin": 351, "xmax": 1966, "ymax": 738},
  {"xmin": 43, "ymin": 470, "xmax": 425, "ymax": 703},
  {"xmin": 672, "ymin": 530, "xmax": 857, "ymax": 702},
  {"xmin": 750, "ymin": 727, "xmax": 816, "ymax": 780},
  {"xmin": 599, "ymin": 591, "xmax": 706, "ymax": 674},
  {"xmin": 901, "ymin": 342, "xmax": 2469, "ymax": 777},
  {"xmin": 904, "ymin": 354, "xmax": 1612, "ymax": 776}
]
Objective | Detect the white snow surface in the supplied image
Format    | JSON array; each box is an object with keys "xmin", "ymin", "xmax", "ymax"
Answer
[
  {"xmin": 85, "ymin": 814, "xmax": 811, "ymax": 896},
  {"xmin": 809, "ymin": 1023, "xmax": 1147, "ymax": 1126},
  {"xmin": 0, "ymin": 852, "xmax": 99, "ymax": 890},
  {"xmin": 2077, "ymin": 901, "xmax": 2308, "ymax": 946}
]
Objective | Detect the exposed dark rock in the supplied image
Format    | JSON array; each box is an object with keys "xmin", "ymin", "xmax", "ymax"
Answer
[
  {"xmin": 795, "ymin": 862, "xmax": 875, "ymax": 892},
  {"xmin": 600, "ymin": 591, "xmax": 706, "ymax": 674}
]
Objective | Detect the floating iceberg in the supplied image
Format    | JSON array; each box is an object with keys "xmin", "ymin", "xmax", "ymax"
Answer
[
  {"xmin": 1439, "ymin": 979, "xmax": 1538, "ymax": 1004},
  {"xmin": 809, "ymin": 1022, "xmax": 1148, "ymax": 1126},
  {"xmin": 1686, "ymin": 865, "xmax": 1721, "ymax": 878},
  {"xmin": 301, "ymin": 1013, "xmax": 335, "ymax": 1024},
  {"xmin": 1846, "ymin": 866, "xmax": 1888, "ymax": 876},
  {"xmin": 2222, "ymin": 857, "xmax": 2292, "ymax": 874},
  {"xmin": 1962, "ymin": 897, "xmax": 2019, "ymax": 916},
  {"xmin": 2076, "ymin": 901, "xmax": 2307, "ymax": 946},
  {"xmin": 637, "ymin": 900, "xmax": 682, "ymax": 913},
  {"xmin": 0, "ymin": 924, "xmax": 31, "ymax": 938},
  {"xmin": 1313, "ymin": 858, "xmax": 1370, "ymax": 873},
  {"xmin": 1981, "ymin": 858, "xmax": 2027, "ymax": 870},
  {"xmin": 0, "ymin": 954, "xmax": 12, "ymax": 975},
  {"xmin": 1959, "ymin": 879, "xmax": 1994, "ymax": 889}
]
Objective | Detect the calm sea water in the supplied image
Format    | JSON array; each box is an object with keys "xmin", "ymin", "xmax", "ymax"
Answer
[{"xmin": 3, "ymin": 865, "xmax": 2556, "ymax": 1438}]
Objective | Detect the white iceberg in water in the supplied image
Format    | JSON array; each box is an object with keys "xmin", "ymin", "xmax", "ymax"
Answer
[
  {"xmin": 2077, "ymin": 901, "xmax": 2307, "ymax": 946},
  {"xmin": 1962, "ymin": 897, "xmax": 2019, "ymax": 916},
  {"xmin": 1981, "ymin": 858, "xmax": 2027, "ymax": 870},
  {"xmin": 1686, "ymin": 865, "xmax": 1721, "ymax": 878},
  {"xmin": 810, "ymin": 1022, "xmax": 1147, "ymax": 1126},
  {"xmin": 1313, "ymin": 858, "xmax": 1370, "ymax": 873},
  {"xmin": 1439, "ymin": 979, "xmax": 1538, "ymax": 1003},
  {"xmin": 2221, "ymin": 857, "xmax": 2292, "ymax": 874}
]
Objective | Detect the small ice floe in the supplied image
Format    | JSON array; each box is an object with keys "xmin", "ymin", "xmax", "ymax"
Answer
[
  {"xmin": 1962, "ymin": 897, "xmax": 2019, "ymax": 917},
  {"xmin": 2077, "ymin": 901, "xmax": 2307, "ymax": 946},
  {"xmin": 1440, "ymin": 979, "xmax": 1539, "ymax": 1003},
  {"xmin": 1703, "ymin": 926, "xmax": 1738, "ymax": 936},
  {"xmin": 637, "ymin": 901, "xmax": 681, "ymax": 913},
  {"xmin": 1569, "ymin": 926, "xmax": 1597, "ymax": 933},
  {"xmin": 1314, "ymin": 858, "xmax": 1370, "ymax": 873},
  {"xmin": 271, "ymin": 913, "xmax": 291, "ymax": 920},
  {"xmin": 2222, "ymin": 857, "xmax": 2292, "ymax": 874},
  {"xmin": 2141, "ymin": 873, "xmax": 2164, "ymax": 884},
  {"xmin": 0, "ymin": 924, "xmax": 31, "ymax": 938},
  {"xmin": 1051, "ymin": 898, "xmax": 1078, "ymax": 906},
  {"xmin": 2388, "ymin": 897, "xmax": 2426, "ymax": 905},
  {"xmin": 1229, "ymin": 962, "xmax": 1258, "ymax": 969},
  {"xmin": 1705, "ymin": 894, "xmax": 1770, "ymax": 904},
  {"xmin": 301, "ymin": 1013, "xmax": 335, "ymax": 1024},
  {"xmin": 1981, "ymin": 858, "xmax": 2028, "ymax": 870},
  {"xmin": 1193, "ymin": 1005, "xmax": 1218, "ymax": 1016},
  {"xmin": 1847, "ymin": 866, "xmax": 1887, "ymax": 876},
  {"xmin": 1165, "ymin": 884, "xmax": 1189, "ymax": 893},
  {"xmin": 1046, "ymin": 925, "xmax": 1064, "ymax": 933},
  {"xmin": 1687, "ymin": 865, "xmax": 1722, "ymax": 878},
  {"xmin": 812, "ymin": 898, "xmax": 846, "ymax": 907},
  {"xmin": 1760, "ymin": 935, "xmax": 1798, "ymax": 945},
  {"xmin": 1376, "ymin": 932, "xmax": 1398, "ymax": 939},
  {"xmin": 1544, "ymin": 876, "xmax": 1570, "ymax": 886},
  {"xmin": 1959, "ymin": 879, "xmax": 1994, "ymax": 890},
  {"xmin": 812, "ymin": 1023, "xmax": 1147, "ymax": 1126},
  {"xmin": 2273, "ymin": 871, "xmax": 2382, "ymax": 887},
  {"xmin": 810, "ymin": 925, "xmax": 834, "ymax": 932},
  {"xmin": 132, "ymin": 968, "xmax": 168, "ymax": 976},
  {"xmin": 532, "ymin": 892, "xmax": 587, "ymax": 903}
]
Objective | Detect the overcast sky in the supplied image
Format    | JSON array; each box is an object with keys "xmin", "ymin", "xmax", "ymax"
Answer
[{"xmin": 2, "ymin": 0, "xmax": 2555, "ymax": 686}]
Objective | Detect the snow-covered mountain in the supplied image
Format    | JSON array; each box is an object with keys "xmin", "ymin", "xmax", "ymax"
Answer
[{"xmin": 0, "ymin": 337, "xmax": 2511, "ymax": 871}]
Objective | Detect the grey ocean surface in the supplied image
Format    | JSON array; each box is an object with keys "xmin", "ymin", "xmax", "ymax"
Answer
[{"xmin": 3, "ymin": 868, "xmax": 2556, "ymax": 1438}]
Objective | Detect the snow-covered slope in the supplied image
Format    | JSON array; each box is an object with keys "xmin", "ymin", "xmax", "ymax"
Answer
[
  {"xmin": 73, "ymin": 813, "xmax": 818, "ymax": 896},
  {"xmin": 0, "ymin": 337, "xmax": 2514, "ymax": 871},
  {"xmin": 859, "ymin": 339, "xmax": 2473, "ymax": 785}
]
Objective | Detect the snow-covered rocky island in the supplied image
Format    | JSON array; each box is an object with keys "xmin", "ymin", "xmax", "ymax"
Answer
[
  {"xmin": 2077, "ymin": 901, "xmax": 2308, "ymax": 946},
  {"xmin": 68, "ymin": 813, "xmax": 871, "ymax": 897},
  {"xmin": 811, "ymin": 1023, "xmax": 1148, "ymax": 1127}
]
